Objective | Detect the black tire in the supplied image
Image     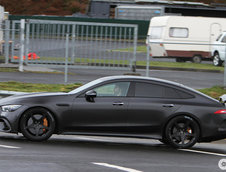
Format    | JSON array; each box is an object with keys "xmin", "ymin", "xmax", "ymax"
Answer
[
  {"xmin": 192, "ymin": 55, "xmax": 202, "ymax": 63},
  {"xmin": 213, "ymin": 52, "xmax": 223, "ymax": 66},
  {"xmin": 20, "ymin": 108, "xmax": 55, "ymax": 141},
  {"xmin": 165, "ymin": 116, "xmax": 200, "ymax": 149}
]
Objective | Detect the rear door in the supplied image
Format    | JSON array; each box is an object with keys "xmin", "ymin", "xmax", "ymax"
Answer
[{"xmin": 127, "ymin": 81, "xmax": 188, "ymax": 137}]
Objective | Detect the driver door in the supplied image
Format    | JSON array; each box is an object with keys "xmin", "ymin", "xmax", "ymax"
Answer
[{"xmin": 69, "ymin": 81, "xmax": 131, "ymax": 134}]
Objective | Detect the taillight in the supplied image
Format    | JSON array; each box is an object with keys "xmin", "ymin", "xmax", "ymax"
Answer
[{"xmin": 214, "ymin": 109, "xmax": 226, "ymax": 114}]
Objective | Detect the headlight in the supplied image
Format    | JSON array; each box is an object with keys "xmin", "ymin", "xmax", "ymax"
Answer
[{"xmin": 1, "ymin": 105, "xmax": 22, "ymax": 112}]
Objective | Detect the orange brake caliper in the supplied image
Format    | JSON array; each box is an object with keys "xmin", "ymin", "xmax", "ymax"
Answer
[{"xmin": 43, "ymin": 118, "xmax": 48, "ymax": 132}]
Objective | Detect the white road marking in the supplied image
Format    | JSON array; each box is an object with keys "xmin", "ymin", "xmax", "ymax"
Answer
[
  {"xmin": 179, "ymin": 149, "xmax": 226, "ymax": 157},
  {"xmin": 0, "ymin": 144, "xmax": 20, "ymax": 149},
  {"xmin": 92, "ymin": 162, "xmax": 143, "ymax": 172}
]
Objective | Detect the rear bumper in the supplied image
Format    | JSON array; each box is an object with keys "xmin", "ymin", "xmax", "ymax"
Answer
[{"xmin": 200, "ymin": 114, "xmax": 226, "ymax": 142}]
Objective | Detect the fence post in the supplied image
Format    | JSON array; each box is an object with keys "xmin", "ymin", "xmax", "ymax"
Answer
[
  {"xmin": 132, "ymin": 26, "xmax": 138, "ymax": 72},
  {"xmin": 25, "ymin": 19, "xmax": 30, "ymax": 65},
  {"xmin": 146, "ymin": 35, "xmax": 150, "ymax": 77},
  {"xmin": 71, "ymin": 24, "xmax": 76, "ymax": 64},
  {"xmin": 65, "ymin": 33, "xmax": 69, "ymax": 83},
  {"xmin": 224, "ymin": 44, "xmax": 226, "ymax": 87},
  {"xmin": 4, "ymin": 20, "xmax": 10, "ymax": 64},
  {"xmin": 19, "ymin": 19, "xmax": 25, "ymax": 72}
]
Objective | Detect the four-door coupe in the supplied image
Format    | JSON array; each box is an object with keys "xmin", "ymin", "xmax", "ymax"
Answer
[{"xmin": 0, "ymin": 75, "xmax": 226, "ymax": 148}]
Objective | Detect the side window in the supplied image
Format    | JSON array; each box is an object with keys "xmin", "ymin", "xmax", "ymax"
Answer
[
  {"xmin": 164, "ymin": 87, "xmax": 180, "ymax": 99},
  {"xmin": 149, "ymin": 27, "xmax": 163, "ymax": 39},
  {"xmin": 164, "ymin": 87, "xmax": 194, "ymax": 99},
  {"xmin": 169, "ymin": 27, "xmax": 188, "ymax": 38},
  {"xmin": 93, "ymin": 82, "xmax": 130, "ymax": 97},
  {"xmin": 221, "ymin": 36, "xmax": 226, "ymax": 43},
  {"xmin": 135, "ymin": 82, "xmax": 164, "ymax": 98}
]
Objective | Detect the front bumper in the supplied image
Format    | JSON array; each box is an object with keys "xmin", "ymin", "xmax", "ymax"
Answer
[
  {"xmin": 0, "ymin": 118, "xmax": 11, "ymax": 132},
  {"xmin": 0, "ymin": 105, "xmax": 27, "ymax": 133}
]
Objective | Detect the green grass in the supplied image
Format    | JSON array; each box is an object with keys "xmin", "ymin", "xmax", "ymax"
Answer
[
  {"xmin": 144, "ymin": 61, "xmax": 224, "ymax": 72},
  {"xmin": 0, "ymin": 67, "xmax": 18, "ymax": 72},
  {"xmin": 198, "ymin": 86, "xmax": 226, "ymax": 99},
  {"xmin": 73, "ymin": 58, "xmax": 224, "ymax": 72},
  {"xmin": 111, "ymin": 46, "xmax": 147, "ymax": 53},
  {"xmin": 0, "ymin": 81, "xmax": 82, "ymax": 92},
  {"xmin": 2, "ymin": 54, "xmax": 224, "ymax": 74},
  {"xmin": 0, "ymin": 81, "xmax": 225, "ymax": 99}
]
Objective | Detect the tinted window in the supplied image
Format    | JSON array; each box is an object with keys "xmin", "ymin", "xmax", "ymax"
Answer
[
  {"xmin": 135, "ymin": 82, "xmax": 164, "ymax": 98},
  {"xmin": 165, "ymin": 87, "xmax": 194, "ymax": 99},
  {"xmin": 93, "ymin": 82, "xmax": 130, "ymax": 97},
  {"xmin": 164, "ymin": 87, "xmax": 180, "ymax": 98}
]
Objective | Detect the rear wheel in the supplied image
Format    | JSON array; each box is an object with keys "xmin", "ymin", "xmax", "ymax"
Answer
[
  {"xmin": 165, "ymin": 116, "xmax": 200, "ymax": 149},
  {"xmin": 192, "ymin": 55, "xmax": 202, "ymax": 63},
  {"xmin": 20, "ymin": 108, "xmax": 55, "ymax": 141},
  {"xmin": 213, "ymin": 52, "xmax": 223, "ymax": 66}
]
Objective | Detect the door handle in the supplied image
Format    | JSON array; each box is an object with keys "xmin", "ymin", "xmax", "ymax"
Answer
[
  {"xmin": 113, "ymin": 102, "xmax": 124, "ymax": 106},
  {"xmin": 162, "ymin": 104, "xmax": 174, "ymax": 108}
]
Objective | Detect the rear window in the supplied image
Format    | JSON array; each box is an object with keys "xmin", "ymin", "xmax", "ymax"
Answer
[
  {"xmin": 135, "ymin": 82, "xmax": 164, "ymax": 98},
  {"xmin": 169, "ymin": 27, "xmax": 188, "ymax": 38},
  {"xmin": 165, "ymin": 87, "xmax": 194, "ymax": 99},
  {"xmin": 134, "ymin": 82, "xmax": 194, "ymax": 99},
  {"xmin": 149, "ymin": 27, "xmax": 163, "ymax": 39}
]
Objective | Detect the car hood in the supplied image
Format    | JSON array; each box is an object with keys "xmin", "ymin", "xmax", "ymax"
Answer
[{"xmin": 0, "ymin": 92, "xmax": 68, "ymax": 105}]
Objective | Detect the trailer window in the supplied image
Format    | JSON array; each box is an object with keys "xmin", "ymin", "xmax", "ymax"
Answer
[
  {"xmin": 169, "ymin": 27, "xmax": 188, "ymax": 38},
  {"xmin": 150, "ymin": 27, "xmax": 163, "ymax": 39}
]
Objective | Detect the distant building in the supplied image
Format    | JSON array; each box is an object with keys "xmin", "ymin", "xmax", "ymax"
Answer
[{"xmin": 87, "ymin": 0, "xmax": 226, "ymax": 20}]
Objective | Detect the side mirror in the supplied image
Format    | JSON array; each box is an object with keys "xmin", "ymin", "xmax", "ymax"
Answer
[{"xmin": 85, "ymin": 90, "xmax": 97, "ymax": 102}]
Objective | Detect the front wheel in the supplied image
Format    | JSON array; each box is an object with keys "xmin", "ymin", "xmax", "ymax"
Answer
[
  {"xmin": 165, "ymin": 116, "xmax": 200, "ymax": 149},
  {"xmin": 213, "ymin": 53, "xmax": 223, "ymax": 66},
  {"xmin": 20, "ymin": 108, "xmax": 55, "ymax": 141}
]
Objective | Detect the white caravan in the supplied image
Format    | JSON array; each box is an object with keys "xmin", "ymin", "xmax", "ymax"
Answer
[{"xmin": 147, "ymin": 16, "xmax": 226, "ymax": 63}]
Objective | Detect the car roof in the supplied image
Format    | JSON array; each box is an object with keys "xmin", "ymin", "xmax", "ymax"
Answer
[{"xmin": 98, "ymin": 75, "xmax": 184, "ymax": 87}]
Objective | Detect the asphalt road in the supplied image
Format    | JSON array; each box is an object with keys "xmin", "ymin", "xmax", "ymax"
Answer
[
  {"xmin": 0, "ymin": 67, "xmax": 223, "ymax": 89},
  {"xmin": 0, "ymin": 133, "xmax": 225, "ymax": 172}
]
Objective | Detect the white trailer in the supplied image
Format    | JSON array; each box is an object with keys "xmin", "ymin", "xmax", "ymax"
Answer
[{"xmin": 147, "ymin": 16, "xmax": 226, "ymax": 63}]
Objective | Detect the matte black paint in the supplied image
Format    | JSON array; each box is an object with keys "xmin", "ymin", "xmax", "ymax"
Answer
[{"xmin": 0, "ymin": 76, "xmax": 226, "ymax": 143}]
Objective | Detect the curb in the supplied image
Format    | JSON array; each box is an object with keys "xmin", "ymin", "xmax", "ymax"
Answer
[
  {"xmin": 136, "ymin": 65, "xmax": 222, "ymax": 73},
  {"xmin": 0, "ymin": 63, "xmax": 223, "ymax": 73},
  {"xmin": 0, "ymin": 90, "xmax": 26, "ymax": 96}
]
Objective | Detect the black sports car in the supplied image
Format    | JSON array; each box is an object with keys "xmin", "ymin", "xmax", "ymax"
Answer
[{"xmin": 0, "ymin": 75, "xmax": 226, "ymax": 148}]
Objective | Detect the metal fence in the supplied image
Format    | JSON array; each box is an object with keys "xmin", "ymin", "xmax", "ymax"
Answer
[{"xmin": 3, "ymin": 19, "xmax": 138, "ymax": 71}]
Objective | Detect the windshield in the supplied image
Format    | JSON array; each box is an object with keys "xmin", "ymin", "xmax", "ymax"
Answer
[
  {"xmin": 69, "ymin": 78, "xmax": 103, "ymax": 94},
  {"xmin": 216, "ymin": 34, "xmax": 222, "ymax": 41}
]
